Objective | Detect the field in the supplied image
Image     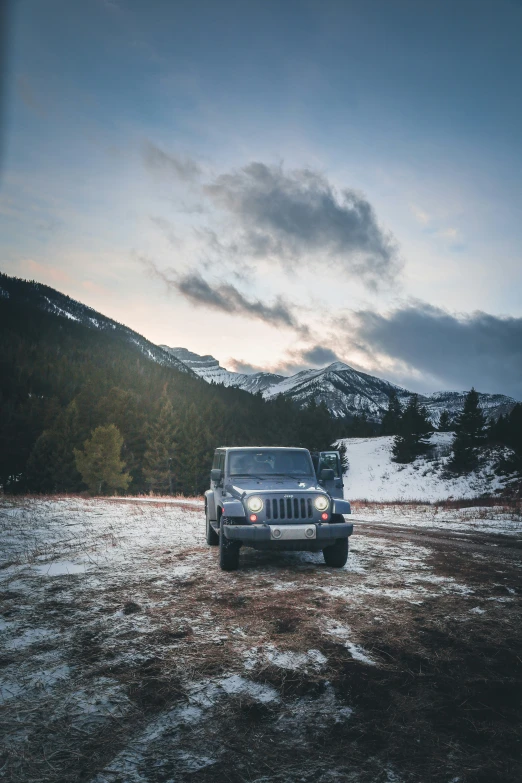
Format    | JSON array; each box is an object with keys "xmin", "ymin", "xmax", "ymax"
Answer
[{"xmin": 1, "ymin": 498, "xmax": 521, "ymax": 783}]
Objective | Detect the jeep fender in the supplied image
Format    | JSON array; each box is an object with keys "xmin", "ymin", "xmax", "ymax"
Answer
[
  {"xmin": 221, "ymin": 499, "xmax": 246, "ymax": 519},
  {"xmin": 332, "ymin": 498, "xmax": 351, "ymax": 515},
  {"xmin": 205, "ymin": 489, "xmax": 217, "ymax": 521}
]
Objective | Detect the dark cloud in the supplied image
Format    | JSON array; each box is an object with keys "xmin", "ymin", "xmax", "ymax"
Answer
[
  {"xmin": 228, "ymin": 344, "xmax": 345, "ymax": 378},
  {"xmin": 205, "ymin": 162, "xmax": 400, "ymax": 289},
  {"xmin": 142, "ymin": 258, "xmax": 308, "ymax": 335},
  {"xmin": 177, "ymin": 273, "xmax": 308, "ymax": 334},
  {"xmin": 300, "ymin": 345, "xmax": 340, "ymax": 366},
  {"xmin": 226, "ymin": 359, "xmax": 270, "ymax": 375},
  {"xmin": 142, "ymin": 141, "xmax": 201, "ymax": 181},
  {"xmin": 341, "ymin": 304, "xmax": 522, "ymax": 398}
]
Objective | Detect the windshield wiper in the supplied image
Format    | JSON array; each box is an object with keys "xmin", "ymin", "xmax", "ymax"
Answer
[
  {"xmin": 272, "ymin": 473, "xmax": 312, "ymax": 480},
  {"xmin": 230, "ymin": 473, "xmax": 270, "ymax": 480}
]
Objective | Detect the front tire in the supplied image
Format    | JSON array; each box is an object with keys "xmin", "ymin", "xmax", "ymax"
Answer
[
  {"xmin": 323, "ymin": 537, "xmax": 349, "ymax": 568},
  {"xmin": 219, "ymin": 518, "xmax": 240, "ymax": 571},
  {"xmin": 206, "ymin": 506, "xmax": 219, "ymax": 546}
]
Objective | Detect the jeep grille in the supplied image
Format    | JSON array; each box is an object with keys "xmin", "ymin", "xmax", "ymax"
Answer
[{"xmin": 265, "ymin": 496, "xmax": 313, "ymax": 521}]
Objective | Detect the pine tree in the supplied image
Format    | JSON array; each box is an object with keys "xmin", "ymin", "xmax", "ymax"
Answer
[
  {"xmin": 381, "ymin": 391, "xmax": 402, "ymax": 435},
  {"xmin": 392, "ymin": 395, "xmax": 433, "ymax": 463},
  {"xmin": 176, "ymin": 403, "xmax": 213, "ymax": 496},
  {"xmin": 298, "ymin": 399, "xmax": 337, "ymax": 452},
  {"xmin": 337, "ymin": 441, "xmax": 349, "ymax": 474},
  {"xmin": 447, "ymin": 388, "xmax": 486, "ymax": 474},
  {"xmin": 26, "ymin": 401, "xmax": 83, "ymax": 492},
  {"xmin": 143, "ymin": 397, "xmax": 178, "ymax": 494},
  {"xmin": 438, "ymin": 410, "xmax": 451, "ymax": 432},
  {"xmin": 74, "ymin": 424, "xmax": 131, "ymax": 495}
]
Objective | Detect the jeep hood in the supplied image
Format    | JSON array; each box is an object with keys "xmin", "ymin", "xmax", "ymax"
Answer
[{"xmin": 225, "ymin": 476, "xmax": 325, "ymax": 498}]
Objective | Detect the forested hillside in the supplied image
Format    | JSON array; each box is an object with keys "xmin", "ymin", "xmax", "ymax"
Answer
[{"xmin": 0, "ymin": 276, "xmax": 339, "ymax": 495}]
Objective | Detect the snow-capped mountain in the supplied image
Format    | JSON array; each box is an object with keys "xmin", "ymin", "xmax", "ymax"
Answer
[
  {"xmin": 0, "ymin": 274, "xmax": 192, "ymax": 375},
  {"xmin": 165, "ymin": 347, "xmax": 517, "ymax": 423},
  {"xmin": 161, "ymin": 346, "xmax": 284, "ymax": 393},
  {"xmin": 262, "ymin": 361, "xmax": 411, "ymax": 417}
]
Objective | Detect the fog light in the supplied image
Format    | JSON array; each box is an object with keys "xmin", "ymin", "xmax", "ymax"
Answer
[
  {"xmin": 321, "ymin": 512, "xmax": 328, "ymax": 520},
  {"xmin": 305, "ymin": 527, "xmax": 315, "ymax": 538},
  {"xmin": 249, "ymin": 514, "xmax": 257, "ymax": 522},
  {"xmin": 272, "ymin": 528, "xmax": 282, "ymax": 539}
]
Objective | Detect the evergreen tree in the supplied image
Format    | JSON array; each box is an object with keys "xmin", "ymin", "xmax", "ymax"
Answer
[
  {"xmin": 381, "ymin": 391, "xmax": 402, "ymax": 435},
  {"xmin": 176, "ymin": 404, "xmax": 213, "ymax": 496},
  {"xmin": 438, "ymin": 410, "xmax": 451, "ymax": 432},
  {"xmin": 337, "ymin": 441, "xmax": 349, "ymax": 474},
  {"xmin": 298, "ymin": 399, "xmax": 337, "ymax": 452},
  {"xmin": 143, "ymin": 397, "xmax": 178, "ymax": 494},
  {"xmin": 392, "ymin": 395, "xmax": 433, "ymax": 463},
  {"xmin": 493, "ymin": 405, "xmax": 522, "ymax": 487},
  {"xmin": 447, "ymin": 388, "xmax": 486, "ymax": 474},
  {"xmin": 26, "ymin": 401, "xmax": 82, "ymax": 492},
  {"xmin": 74, "ymin": 424, "xmax": 131, "ymax": 495}
]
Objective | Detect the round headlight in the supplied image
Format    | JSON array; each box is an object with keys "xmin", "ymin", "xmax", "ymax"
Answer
[
  {"xmin": 314, "ymin": 495, "xmax": 329, "ymax": 512},
  {"xmin": 247, "ymin": 495, "xmax": 263, "ymax": 513}
]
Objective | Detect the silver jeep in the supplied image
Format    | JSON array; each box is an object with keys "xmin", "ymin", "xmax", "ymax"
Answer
[{"xmin": 204, "ymin": 447, "xmax": 353, "ymax": 571}]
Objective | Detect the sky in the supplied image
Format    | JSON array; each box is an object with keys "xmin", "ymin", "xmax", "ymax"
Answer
[{"xmin": 1, "ymin": 0, "xmax": 522, "ymax": 398}]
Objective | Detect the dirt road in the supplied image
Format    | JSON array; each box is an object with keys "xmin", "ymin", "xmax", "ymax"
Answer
[{"xmin": 1, "ymin": 498, "xmax": 521, "ymax": 783}]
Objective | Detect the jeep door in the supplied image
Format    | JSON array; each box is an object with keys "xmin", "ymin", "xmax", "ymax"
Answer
[{"xmin": 317, "ymin": 451, "xmax": 344, "ymax": 498}]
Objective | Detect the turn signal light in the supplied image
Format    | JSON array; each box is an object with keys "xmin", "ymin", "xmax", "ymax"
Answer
[
  {"xmin": 321, "ymin": 512, "xmax": 329, "ymax": 520},
  {"xmin": 249, "ymin": 514, "xmax": 257, "ymax": 522}
]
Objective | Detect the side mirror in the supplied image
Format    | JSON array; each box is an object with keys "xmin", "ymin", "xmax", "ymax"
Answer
[
  {"xmin": 210, "ymin": 468, "xmax": 223, "ymax": 484},
  {"xmin": 319, "ymin": 468, "xmax": 335, "ymax": 481}
]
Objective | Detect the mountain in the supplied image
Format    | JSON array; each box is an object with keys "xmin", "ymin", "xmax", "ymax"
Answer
[
  {"xmin": 1, "ymin": 273, "xmax": 343, "ymax": 494},
  {"xmin": 161, "ymin": 346, "xmax": 284, "ymax": 393},
  {"xmin": 263, "ymin": 362, "xmax": 516, "ymax": 423},
  {"xmin": 0, "ymin": 274, "xmax": 192, "ymax": 375},
  {"xmin": 165, "ymin": 347, "xmax": 517, "ymax": 424},
  {"xmin": 262, "ymin": 361, "xmax": 410, "ymax": 417}
]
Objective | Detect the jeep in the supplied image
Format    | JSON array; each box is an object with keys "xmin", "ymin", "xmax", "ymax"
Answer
[{"xmin": 205, "ymin": 447, "xmax": 353, "ymax": 571}]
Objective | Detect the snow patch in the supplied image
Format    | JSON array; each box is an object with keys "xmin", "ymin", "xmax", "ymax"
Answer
[{"xmin": 324, "ymin": 622, "xmax": 377, "ymax": 666}]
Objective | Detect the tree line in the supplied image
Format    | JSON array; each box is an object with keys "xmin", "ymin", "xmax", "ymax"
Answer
[
  {"xmin": 1, "ymin": 290, "xmax": 520, "ymax": 496},
  {"xmin": 378, "ymin": 388, "xmax": 522, "ymax": 488},
  {"xmin": 0, "ymin": 291, "xmax": 341, "ymax": 495}
]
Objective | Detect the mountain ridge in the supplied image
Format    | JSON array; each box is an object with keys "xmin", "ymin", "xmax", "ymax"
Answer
[
  {"xmin": 0, "ymin": 274, "xmax": 192, "ymax": 376},
  {"xmin": 1, "ymin": 272, "xmax": 515, "ymax": 425},
  {"xmin": 162, "ymin": 346, "xmax": 517, "ymax": 424}
]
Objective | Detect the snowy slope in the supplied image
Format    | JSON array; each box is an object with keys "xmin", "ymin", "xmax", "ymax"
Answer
[
  {"xmin": 161, "ymin": 346, "xmax": 284, "ymax": 392},
  {"xmin": 338, "ymin": 433, "xmax": 508, "ymax": 501}
]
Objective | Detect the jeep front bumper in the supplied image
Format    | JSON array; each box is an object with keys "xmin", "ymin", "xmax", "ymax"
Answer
[{"xmin": 222, "ymin": 521, "xmax": 353, "ymax": 543}]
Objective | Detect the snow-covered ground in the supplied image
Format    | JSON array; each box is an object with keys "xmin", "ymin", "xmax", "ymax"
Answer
[
  {"xmin": 1, "ymin": 497, "xmax": 520, "ymax": 783},
  {"xmin": 350, "ymin": 501, "xmax": 522, "ymax": 537},
  {"xmin": 338, "ymin": 432, "xmax": 510, "ymax": 502}
]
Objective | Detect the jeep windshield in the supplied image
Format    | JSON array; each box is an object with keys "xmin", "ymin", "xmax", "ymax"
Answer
[{"xmin": 228, "ymin": 450, "xmax": 314, "ymax": 477}]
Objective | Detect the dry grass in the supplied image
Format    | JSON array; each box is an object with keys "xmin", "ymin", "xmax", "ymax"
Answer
[{"xmin": 0, "ymin": 499, "xmax": 521, "ymax": 783}]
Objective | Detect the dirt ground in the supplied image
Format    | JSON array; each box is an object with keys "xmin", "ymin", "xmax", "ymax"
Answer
[{"xmin": 0, "ymin": 498, "xmax": 521, "ymax": 783}]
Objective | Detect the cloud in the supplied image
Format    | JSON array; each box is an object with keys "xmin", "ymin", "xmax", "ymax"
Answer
[
  {"xmin": 143, "ymin": 258, "xmax": 308, "ymax": 335},
  {"xmin": 226, "ymin": 358, "xmax": 272, "ymax": 375},
  {"xmin": 300, "ymin": 345, "xmax": 340, "ymax": 366},
  {"xmin": 204, "ymin": 162, "xmax": 401, "ymax": 289},
  {"xmin": 339, "ymin": 303, "xmax": 522, "ymax": 398},
  {"xmin": 142, "ymin": 141, "xmax": 201, "ymax": 181},
  {"xmin": 227, "ymin": 344, "xmax": 344, "ymax": 378}
]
